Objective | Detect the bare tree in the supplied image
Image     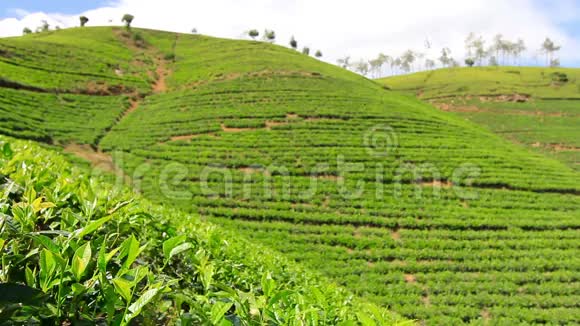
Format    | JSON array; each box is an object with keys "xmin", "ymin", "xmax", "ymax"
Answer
[
  {"xmin": 368, "ymin": 56, "xmax": 384, "ymax": 78},
  {"xmin": 377, "ymin": 53, "xmax": 392, "ymax": 76},
  {"xmin": 438, "ymin": 48, "xmax": 452, "ymax": 67},
  {"xmin": 541, "ymin": 37, "xmax": 561, "ymax": 67},
  {"xmin": 36, "ymin": 20, "xmax": 50, "ymax": 33},
  {"xmin": 337, "ymin": 56, "xmax": 350, "ymax": 69},
  {"xmin": 401, "ymin": 50, "xmax": 416, "ymax": 73},
  {"xmin": 512, "ymin": 39, "xmax": 526, "ymax": 65},
  {"xmin": 466, "ymin": 33, "xmax": 487, "ymax": 66},
  {"xmin": 353, "ymin": 60, "xmax": 370, "ymax": 76},
  {"xmin": 392, "ymin": 57, "xmax": 402, "ymax": 75}
]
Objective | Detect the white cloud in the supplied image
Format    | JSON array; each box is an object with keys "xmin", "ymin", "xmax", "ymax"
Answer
[{"xmin": 0, "ymin": 0, "xmax": 579, "ymax": 66}]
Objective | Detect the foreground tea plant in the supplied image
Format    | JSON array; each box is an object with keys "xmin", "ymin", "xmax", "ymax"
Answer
[{"xmin": 0, "ymin": 138, "xmax": 408, "ymax": 325}]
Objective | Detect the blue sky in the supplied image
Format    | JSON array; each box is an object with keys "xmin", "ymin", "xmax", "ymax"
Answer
[{"xmin": 0, "ymin": 1, "xmax": 110, "ymax": 18}]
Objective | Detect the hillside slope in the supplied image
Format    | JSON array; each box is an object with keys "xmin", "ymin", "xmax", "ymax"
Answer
[
  {"xmin": 379, "ymin": 67, "xmax": 580, "ymax": 171},
  {"xmin": 0, "ymin": 135, "xmax": 403, "ymax": 324},
  {"xmin": 1, "ymin": 28, "xmax": 579, "ymax": 324}
]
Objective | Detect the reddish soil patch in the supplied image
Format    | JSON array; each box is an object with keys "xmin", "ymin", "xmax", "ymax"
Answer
[
  {"xmin": 391, "ymin": 230, "xmax": 401, "ymax": 241},
  {"xmin": 220, "ymin": 124, "xmax": 259, "ymax": 133},
  {"xmin": 64, "ymin": 144, "xmax": 116, "ymax": 173},
  {"xmin": 316, "ymin": 174, "xmax": 343, "ymax": 181},
  {"xmin": 420, "ymin": 180, "xmax": 453, "ymax": 188},
  {"xmin": 404, "ymin": 274, "xmax": 417, "ymax": 283},
  {"xmin": 479, "ymin": 94, "xmax": 530, "ymax": 103},
  {"xmin": 551, "ymin": 144, "xmax": 580, "ymax": 152},
  {"xmin": 152, "ymin": 59, "xmax": 168, "ymax": 93},
  {"xmin": 122, "ymin": 100, "xmax": 140, "ymax": 117},
  {"xmin": 532, "ymin": 142, "xmax": 580, "ymax": 152},
  {"xmin": 322, "ymin": 196, "xmax": 331, "ymax": 208},
  {"xmin": 481, "ymin": 309, "xmax": 491, "ymax": 322},
  {"xmin": 265, "ymin": 120, "xmax": 289, "ymax": 129},
  {"xmin": 421, "ymin": 294, "xmax": 431, "ymax": 307},
  {"xmin": 238, "ymin": 166, "xmax": 262, "ymax": 174}
]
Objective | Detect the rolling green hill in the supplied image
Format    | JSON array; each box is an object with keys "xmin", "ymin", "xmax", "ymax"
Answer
[
  {"xmin": 379, "ymin": 67, "xmax": 580, "ymax": 171},
  {"xmin": 1, "ymin": 135, "xmax": 403, "ymax": 324},
  {"xmin": 1, "ymin": 28, "xmax": 579, "ymax": 325}
]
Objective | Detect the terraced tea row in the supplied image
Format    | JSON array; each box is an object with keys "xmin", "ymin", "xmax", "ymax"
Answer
[
  {"xmin": 379, "ymin": 67, "xmax": 580, "ymax": 171},
  {"xmin": 0, "ymin": 27, "xmax": 157, "ymax": 93},
  {"xmin": 1, "ymin": 27, "xmax": 578, "ymax": 324}
]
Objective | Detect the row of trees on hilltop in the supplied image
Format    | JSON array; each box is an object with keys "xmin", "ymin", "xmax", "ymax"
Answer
[
  {"xmin": 20, "ymin": 18, "xmax": 564, "ymax": 75},
  {"xmin": 22, "ymin": 14, "xmax": 135, "ymax": 35},
  {"xmin": 345, "ymin": 33, "xmax": 563, "ymax": 78},
  {"xmin": 246, "ymin": 29, "xmax": 323, "ymax": 59}
]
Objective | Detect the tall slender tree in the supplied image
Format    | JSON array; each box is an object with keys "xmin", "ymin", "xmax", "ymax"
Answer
[{"xmin": 541, "ymin": 37, "xmax": 561, "ymax": 67}]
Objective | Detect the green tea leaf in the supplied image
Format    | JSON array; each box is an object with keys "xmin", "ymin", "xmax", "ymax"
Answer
[
  {"xmin": 168, "ymin": 242, "xmax": 193, "ymax": 262},
  {"xmin": 31, "ymin": 234, "xmax": 60, "ymax": 254},
  {"xmin": 72, "ymin": 242, "xmax": 92, "ymax": 281},
  {"xmin": 25, "ymin": 266, "xmax": 35, "ymax": 287},
  {"xmin": 125, "ymin": 287, "xmax": 161, "ymax": 322},
  {"xmin": 162, "ymin": 235, "xmax": 186, "ymax": 261},
  {"xmin": 120, "ymin": 235, "xmax": 140, "ymax": 271},
  {"xmin": 357, "ymin": 312, "xmax": 377, "ymax": 326},
  {"xmin": 72, "ymin": 214, "xmax": 114, "ymax": 239},
  {"xmin": 1, "ymin": 143, "xmax": 13, "ymax": 159},
  {"xmin": 210, "ymin": 301, "xmax": 233, "ymax": 325},
  {"xmin": 112, "ymin": 277, "xmax": 133, "ymax": 302},
  {"xmin": 261, "ymin": 272, "xmax": 275, "ymax": 297},
  {"xmin": 39, "ymin": 249, "xmax": 58, "ymax": 291}
]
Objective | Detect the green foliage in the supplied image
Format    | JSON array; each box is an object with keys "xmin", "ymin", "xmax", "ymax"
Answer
[
  {"xmin": 0, "ymin": 136, "xmax": 407, "ymax": 324},
  {"xmin": 80, "ymin": 16, "xmax": 89, "ymax": 27},
  {"xmin": 122, "ymin": 14, "xmax": 135, "ymax": 29},
  {"xmin": 379, "ymin": 67, "xmax": 580, "ymax": 171},
  {"xmin": 550, "ymin": 72, "xmax": 569, "ymax": 84},
  {"xmin": 0, "ymin": 27, "xmax": 154, "ymax": 92},
  {"xmin": 464, "ymin": 58, "xmax": 475, "ymax": 67},
  {"xmin": 22, "ymin": 27, "xmax": 32, "ymax": 35},
  {"xmin": 289, "ymin": 36, "xmax": 297, "ymax": 49},
  {"xmin": 263, "ymin": 29, "xmax": 276, "ymax": 42},
  {"xmin": 248, "ymin": 29, "xmax": 259, "ymax": 40},
  {"xmin": 2, "ymin": 27, "xmax": 579, "ymax": 325}
]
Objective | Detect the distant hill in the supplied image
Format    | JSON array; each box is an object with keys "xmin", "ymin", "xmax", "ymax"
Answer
[
  {"xmin": 379, "ymin": 67, "xmax": 580, "ymax": 171},
  {"xmin": 1, "ymin": 28, "xmax": 579, "ymax": 324}
]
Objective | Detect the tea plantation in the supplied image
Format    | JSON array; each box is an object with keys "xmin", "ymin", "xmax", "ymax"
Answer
[
  {"xmin": 379, "ymin": 67, "xmax": 580, "ymax": 171},
  {"xmin": 1, "ymin": 27, "xmax": 579, "ymax": 325}
]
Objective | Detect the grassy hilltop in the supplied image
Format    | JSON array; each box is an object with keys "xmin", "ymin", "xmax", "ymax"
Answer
[
  {"xmin": 379, "ymin": 67, "xmax": 580, "ymax": 171},
  {"xmin": 1, "ymin": 27, "xmax": 579, "ymax": 324}
]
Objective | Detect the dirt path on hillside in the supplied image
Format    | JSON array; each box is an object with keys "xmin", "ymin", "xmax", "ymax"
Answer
[
  {"xmin": 65, "ymin": 144, "xmax": 132, "ymax": 184},
  {"xmin": 65, "ymin": 31, "xmax": 176, "ymax": 181},
  {"xmin": 97, "ymin": 32, "xmax": 176, "ymax": 141},
  {"xmin": 152, "ymin": 59, "xmax": 168, "ymax": 93},
  {"xmin": 64, "ymin": 144, "xmax": 116, "ymax": 172}
]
